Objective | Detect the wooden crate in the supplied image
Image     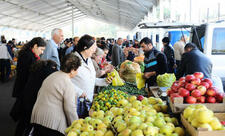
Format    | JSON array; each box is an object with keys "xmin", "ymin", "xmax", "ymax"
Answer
[
  {"xmin": 148, "ymin": 86, "xmax": 168, "ymax": 98},
  {"xmin": 169, "ymin": 97, "xmax": 225, "ymax": 113},
  {"xmin": 181, "ymin": 113, "xmax": 225, "ymax": 136}
]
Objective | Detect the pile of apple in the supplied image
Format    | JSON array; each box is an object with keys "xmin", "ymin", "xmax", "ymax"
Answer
[
  {"xmin": 167, "ymin": 72, "xmax": 224, "ymax": 104},
  {"xmin": 66, "ymin": 96, "xmax": 185, "ymax": 136},
  {"xmin": 183, "ymin": 105, "xmax": 225, "ymax": 131}
]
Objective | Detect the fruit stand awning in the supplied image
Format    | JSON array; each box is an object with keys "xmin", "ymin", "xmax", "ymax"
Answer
[{"xmin": 0, "ymin": 0, "xmax": 157, "ymax": 32}]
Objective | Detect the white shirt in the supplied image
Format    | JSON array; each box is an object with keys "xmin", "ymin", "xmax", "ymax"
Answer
[
  {"xmin": 0, "ymin": 43, "xmax": 11, "ymax": 60},
  {"xmin": 173, "ymin": 41, "xmax": 185, "ymax": 61},
  {"xmin": 71, "ymin": 52, "xmax": 108, "ymax": 101}
]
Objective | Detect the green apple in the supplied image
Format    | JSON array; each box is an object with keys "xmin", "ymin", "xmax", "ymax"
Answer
[
  {"xmin": 139, "ymin": 123, "xmax": 148, "ymax": 130},
  {"xmin": 183, "ymin": 107, "xmax": 195, "ymax": 119},
  {"xmin": 129, "ymin": 96, "xmax": 137, "ymax": 102},
  {"xmin": 141, "ymin": 98, "xmax": 149, "ymax": 105},
  {"xmin": 197, "ymin": 109, "xmax": 214, "ymax": 124},
  {"xmin": 118, "ymin": 99, "xmax": 129, "ymax": 107},
  {"xmin": 132, "ymin": 100, "xmax": 142, "ymax": 110}
]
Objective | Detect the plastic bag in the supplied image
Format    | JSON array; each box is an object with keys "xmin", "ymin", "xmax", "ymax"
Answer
[
  {"xmin": 156, "ymin": 73, "xmax": 176, "ymax": 87},
  {"xmin": 136, "ymin": 73, "xmax": 145, "ymax": 89},
  {"xmin": 109, "ymin": 69, "xmax": 124, "ymax": 86},
  {"xmin": 119, "ymin": 60, "xmax": 141, "ymax": 82}
]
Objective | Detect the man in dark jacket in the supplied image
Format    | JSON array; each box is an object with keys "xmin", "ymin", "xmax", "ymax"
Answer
[
  {"xmin": 162, "ymin": 37, "xmax": 176, "ymax": 73},
  {"xmin": 111, "ymin": 38, "xmax": 125, "ymax": 67},
  {"xmin": 176, "ymin": 43, "xmax": 212, "ymax": 79},
  {"xmin": 140, "ymin": 37, "xmax": 168, "ymax": 87}
]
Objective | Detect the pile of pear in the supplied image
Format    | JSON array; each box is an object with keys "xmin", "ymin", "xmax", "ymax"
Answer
[
  {"xmin": 66, "ymin": 96, "xmax": 185, "ymax": 136},
  {"xmin": 183, "ymin": 105, "xmax": 225, "ymax": 131}
]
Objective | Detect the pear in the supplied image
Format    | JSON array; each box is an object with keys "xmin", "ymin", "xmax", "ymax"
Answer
[
  {"xmin": 118, "ymin": 128, "xmax": 131, "ymax": 136},
  {"xmin": 95, "ymin": 130, "xmax": 104, "ymax": 136},
  {"xmin": 67, "ymin": 131, "xmax": 77, "ymax": 136},
  {"xmin": 209, "ymin": 117, "xmax": 222, "ymax": 130},
  {"xmin": 139, "ymin": 123, "xmax": 148, "ymax": 130},
  {"xmin": 197, "ymin": 109, "xmax": 213, "ymax": 124},
  {"xmin": 198, "ymin": 123, "xmax": 213, "ymax": 131},
  {"xmin": 144, "ymin": 126, "xmax": 159, "ymax": 135},
  {"xmin": 174, "ymin": 127, "xmax": 185, "ymax": 136},
  {"xmin": 160, "ymin": 125, "xmax": 174, "ymax": 136},
  {"xmin": 129, "ymin": 95, "xmax": 137, "ymax": 102},
  {"xmin": 80, "ymin": 132, "xmax": 89, "ymax": 136},
  {"xmin": 148, "ymin": 97, "xmax": 158, "ymax": 105},
  {"xmin": 104, "ymin": 130, "xmax": 114, "ymax": 136},
  {"xmin": 153, "ymin": 117, "xmax": 166, "ymax": 128},
  {"xmin": 131, "ymin": 129, "xmax": 144, "ymax": 136}
]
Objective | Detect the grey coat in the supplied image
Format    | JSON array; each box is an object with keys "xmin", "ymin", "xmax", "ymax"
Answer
[{"xmin": 111, "ymin": 44, "xmax": 125, "ymax": 67}]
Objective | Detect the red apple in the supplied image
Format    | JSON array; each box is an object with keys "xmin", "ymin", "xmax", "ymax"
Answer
[
  {"xmin": 137, "ymin": 95, "xmax": 144, "ymax": 101},
  {"xmin": 185, "ymin": 96, "xmax": 197, "ymax": 104},
  {"xmin": 185, "ymin": 75, "xmax": 195, "ymax": 82},
  {"xmin": 215, "ymin": 92, "xmax": 225, "ymax": 103},
  {"xmin": 206, "ymin": 87, "xmax": 217, "ymax": 97},
  {"xmin": 221, "ymin": 121, "xmax": 225, "ymax": 126},
  {"xmin": 179, "ymin": 77, "xmax": 186, "ymax": 83},
  {"xmin": 191, "ymin": 78, "xmax": 201, "ymax": 85},
  {"xmin": 191, "ymin": 89, "xmax": 202, "ymax": 98},
  {"xmin": 197, "ymin": 96, "xmax": 206, "ymax": 103},
  {"xmin": 206, "ymin": 96, "xmax": 216, "ymax": 103},
  {"xmin": 178, "ymin": 81, "xmax": 186, "ymax": 88},
  {"xmin": 185, "ymin": 83, "xmax": 196, "ymax": 91},
  {"xmin": 200, "ymin": 82, "xmax": 210, "ymax": 89},
  {"xmin": 170, "ymin": 93, "xmax": 182, "ymax": 103},
  {"xmin": 178, "ymin": 88, "xmax": 190, "ymax": 97},
  {"xmin": 167, "ymin": 89, "xmax": 174, "ymax": 96},
  {"xmin": 197, "ymin": 85, "xmax": 207, "ymax": 95},
  {"xmin": 193, "ymin": 72, "xmax": 204, "ymax": 79},
  {"xmin": 203, "ymin": 78, "xmax": 213, "ymax": 88},
  {"xmin": 171, "ymin": 82, "xmax": 179, "ymax": 93}
]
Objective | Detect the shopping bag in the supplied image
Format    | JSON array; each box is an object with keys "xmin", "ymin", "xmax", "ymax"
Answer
[
  {"xmin": 110, "ymin": 69, "xmax": 124, "ymax": 86},
  {"xmin": 136, "ymin": 73, "xmax": 145, "ymax": 90},
  {"xmin": 77, "ymin": 97, "xmax": 92, "ymax": 118}
]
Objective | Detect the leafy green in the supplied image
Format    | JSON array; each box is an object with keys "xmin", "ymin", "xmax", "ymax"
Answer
[{"xmin": 156, "ymin": 73, "xmax": 176, "ymax": 87}]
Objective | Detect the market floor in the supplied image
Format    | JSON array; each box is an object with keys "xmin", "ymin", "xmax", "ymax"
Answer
[{"xmin": 0, "ymin": 78, "xmax": 17, "ymax": 135}]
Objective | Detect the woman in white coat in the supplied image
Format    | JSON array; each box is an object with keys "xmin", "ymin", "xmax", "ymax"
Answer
[{"xmin": 72, "ymin": 35, "xmax": 112, "ymax": 106}]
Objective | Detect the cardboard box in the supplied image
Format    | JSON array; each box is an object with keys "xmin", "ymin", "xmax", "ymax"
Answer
[
  {"xmin": 181, "ymin": 113, "xmax": 225, "ymax": 136},
  {"xmin": 169, "ymin": 97, "xmax": 225, "ymax": 113}
]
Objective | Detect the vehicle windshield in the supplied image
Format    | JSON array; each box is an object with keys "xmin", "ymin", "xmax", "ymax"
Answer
[{"xmin": 212, "ymin": 28, "xmax": 225, "ymax": 55}]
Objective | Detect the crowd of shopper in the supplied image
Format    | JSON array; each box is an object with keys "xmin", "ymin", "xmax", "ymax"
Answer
[{"xmin": 0, "ymin": 27, "xmax": 223, "ymax": 136}]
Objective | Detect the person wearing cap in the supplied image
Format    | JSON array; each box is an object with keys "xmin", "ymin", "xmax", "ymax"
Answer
[
  {"xmin": 162, "ymin": 37, "xmax": 176, "ymax": 73},
  {"xmin": 71, "ymin": 34, "xmax": 113, "ymax": 104},
  {"xmin": 140, "ymin": 37, "xmax": 168, "ymax": 87}
]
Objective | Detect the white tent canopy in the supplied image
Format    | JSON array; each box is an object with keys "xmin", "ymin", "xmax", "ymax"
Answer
[{"xmin": 0, "ymin": 0, "xmax": 157, "ymax": 32}]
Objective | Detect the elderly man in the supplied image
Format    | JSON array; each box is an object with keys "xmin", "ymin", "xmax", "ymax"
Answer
[
  {"xmin": 111, "ymin": 38, "xmax": 125, "ymax": 67},
  {"xmin": 41, "ymin": 28, "xmax": 64, "ymax": 70}
]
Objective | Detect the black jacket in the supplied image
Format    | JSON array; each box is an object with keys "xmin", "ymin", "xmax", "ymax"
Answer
[
  {"xmin": 163, "ymin": 44, "xmax": 175, "ymax": 73},
  {"xmin": 144, "ymin": 47, "xmax": 168, "ymax": 86},
  {"xmin": 12, "ymin": 49, "xmax": 38, "ymax": 98},
  {"xmin": 21, "ymin": 63, "xmax": 57, "ymax": 121},
  {"xmin": 176, "ymin": 48, "xmax": 212, "ymax": 79}
]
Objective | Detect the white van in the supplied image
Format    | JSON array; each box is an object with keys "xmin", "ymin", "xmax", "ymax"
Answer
[{"xmin": 190, "ymin": 22, "xmax": 225, "ymax": 89}]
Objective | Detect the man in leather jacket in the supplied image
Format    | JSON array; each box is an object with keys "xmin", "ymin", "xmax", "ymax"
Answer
[{"xmin": 176, "ymin": 43, "xmax": 212, "ymax": 79}]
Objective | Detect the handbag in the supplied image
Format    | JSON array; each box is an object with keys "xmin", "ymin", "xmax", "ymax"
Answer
[{"xmin": 77, "ymin": 97, "xmax": 92, "ymax": 118}]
